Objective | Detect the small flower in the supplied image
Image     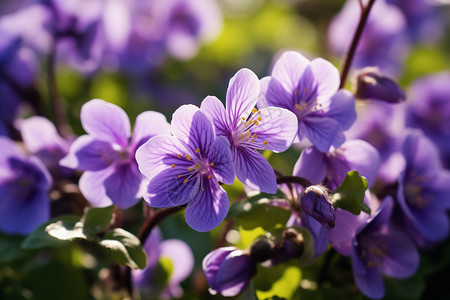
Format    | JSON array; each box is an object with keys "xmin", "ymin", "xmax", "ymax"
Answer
[
  {"xmin": 301, "ymin": 185, "xmax": 335, "ymax": 229},
  {"xmin": 0, "ymin": 137, "xmax": 52, "ymax": 235},
  {"xmin": 203, "ymin": 247, "xmax": 256, "ymax": 297},
  {"xmin": 136, "ymin": 104, "xmax": 234, "ymax": 232},
  {"xmin": 61, "ymin": 99, "xmax": 171, "ymax": 209},
  {"xmin": 355, "ymin": 68, "xmax": 406, "ymax": 104},
  {"xmin": 201, "ymin": 68, "xmax": 298, "ymax": 193},
  {"xmin": 259, "ymin": 51, "xmax": 356, "ymax": 153}
]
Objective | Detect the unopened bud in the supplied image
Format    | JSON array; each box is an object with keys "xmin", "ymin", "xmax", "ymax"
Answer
[
  {"xmin": 301, "ymin": 185, "xmax": 335, "ymax": 229},
  {"xmin": 249, "ymin": 238, "xmax": 276, "ymax": 263},
  {"xmin": 355, "ymin": 68, "xmax": 405, "ymax": 104}
]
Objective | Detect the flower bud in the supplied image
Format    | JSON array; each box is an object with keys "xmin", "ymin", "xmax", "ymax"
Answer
[
  {"xmin": 202, "ymin": 247, "xmax": 256, "ymax": 297},
  {"xmin": 249, "ymin": 238, "xmax": 276, "ymax": 263},
  {"xmin": 355, "ymin": 68, "xmax": 405, "ymax": 104},
  {"xmin": 301, "ymin": 185, "xmax": 335, "ymax": 229}
]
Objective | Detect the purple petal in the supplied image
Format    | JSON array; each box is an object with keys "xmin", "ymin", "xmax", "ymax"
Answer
[
  {"xmin": 200, "ymin": 96, "xmax": 230, "ymax": 136},
  {"xmin": 225, "ymin": 68, "xmax": 260, "ymax": 126},
  {"xmin": 209, "ymin": 136, "xmax": 235, "ymax": 185},
  {"xmin": 184, "ymin": 179, "xmax": 230, "ymax": 232},
  {"xmin": 135, "ymin": 135, "xmax": 188, "ymax": 181},
  {"xmin": 216, "ymin": 250, "xmax": 255, "ymax": 297},
  {"xmin": 160, "ymin": 239, "xmax": 194, "ymax": 284},
  {"xmin": 271, "ymin": 51, "xmax": 310, "ymax": 93},
  {"xmin": 301, "ymin": 116, "xmax": 341, "ymax": 153},
  {"xmin": 59, "ymin": 135, "xmax": 119, "ymax": 171},
  {"xmin": 171, "ymin": 105, "xmax": 215, "ymax": 157},
  {"xmin": 330, "ymin": 209, "xmax": 366, "ymax": 256},
  {"xmin": 79, "ymin": 169, "xmax": 114, "ymax": 207},
  {"xmin": 258, "ymin": 76, "xmax": 294, "ymax": 110},
  {"xmin": 377, "ymin": 231, "xmax": 419, "ymax": 278},
  {"xmin": 310, "ymin": 58, "xmax": 340, "ymax": 100},
  {"xmin": 325, "ymin": 89, "xmax": 356, "ymax": 130},
  {"xmin": 145, "ymin": 167, "xmax": 200, "ymax": 208},
  {"xmin": 233, "ymin": 147, "xmax": 277, "ymax": 194},
  {"xmin": 203, "ymin": 247, "xmax": 236, "ymax": 291},
  {"xmin": 104, "ymin": 163, "xmax": 144, "ymax": 209},
  {"xmin": 249, "ymin": 107, "xmax": 298, "ymax": 152},
  {"xmin": 143, "ymin": 228, "xmax": 163, "ymax": 268},
  {"xmin": 81, "ymin": 99, "xmax": 131, "ymax": 146},
  {"xmin": 0, "ymin": 137, "xmax": 26, "ymax": 167},
  {"xmin": 352, "ymin": 248, "xmax": 385, "ymax": 299},
  {"xmin": 19, "ymin": 116, "xmax": 68, "ymax": 153},
  {"xmin": 298, "ymin": 212, "xmax": 331, "ymax": 257},
  {"xmin": 402, "ymin": 131, "xmax": 441, "ymax": 176},
  {"xmin": 131, "ymin": 111, "xmax": 171, "ymax": 149},
  {"xmin": 293, "ymin": 146, "xmax": 327, "ymax": 184}
]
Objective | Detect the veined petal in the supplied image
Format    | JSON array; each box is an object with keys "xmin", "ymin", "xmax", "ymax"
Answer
[
  {"xmin": 310, "ymin": 58, "xmax": 340, "ymax": 99},
  {"xmin": 203, "ymin": 247, "xmax": 236, "ymax": 292},
  {"xmin": 59, "ymin": 135, "xmax": 118, "ymax": 171},
  {"xmin": 104, "ymin": 163, "xmax": 144, "ymax": 209},
  {"xmin": 200, "ymin": 96, "xmax": 230, "ymax": 136},
  {"xmin": 325, "ymin": 89, "xmax": 356, "ymax": 130},
  {"xmin": 293, "ymin": 146, "xmax": 326, "ymax": 185},
  {"xmin": 250, "ymin": 107, "xmax": 298, "ymax": 152},
  {"xmin": 301, "ymin": 116, "xmax": 341, "ymax": 153},
  {"xmin": 233, "ymin": 147, "xmax": 277, "ymax": 194},
  {"xmin": 135, "ymin": 135, "xmax": 188, "ymax": 181},
  {"xmin": 225, "ymin": 68, "xmax": 260, "ymax": 126},
  {"xmin": 81, "ymin": 99, "xmax": 131, "ymax": 146},
  {"xmin": 271, "ymin": 51, "xmax": 310, "ymax": 93},
  {"xmin": 216, "ymin": 251, "xmax": 255, "ymax": 297},
  {"xmin": 352, "ymin": 248, "xmax": 385, "ymax": 299},
  {"xmin": 79, "ymin": 169, "xmax": 114, "ymax": 207},
  {"xmin": 258, "ymin": 77, "xmax": 294, "ymax": 110},
  {"xmin": 331, "ymin": 209, "xmax": 365, "ymax": 256},
  {"xmin": 20, "ymin": 116, "xmax": 68, "ymax": 153},
  {"xmin": 171, "ymin": 105, "xmax": 215, "ymax": 157},
  {"xmin": 209, "ymin": 136, "xmax": 235, "ymax": 185},
  {"xmin": 145, "ymin": 167, "xmax": 200, "ymax": 208},
  {"xmin": 185, "ymin": 179, "xmax": 230, "ymax": 232},
  {"xmin": 131, "ymin": 111, "xmax": 171, "ymax": 149}
]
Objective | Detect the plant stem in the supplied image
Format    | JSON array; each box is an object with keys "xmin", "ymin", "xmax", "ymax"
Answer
[
  {"xmin": 339, "ymin": 0, "xmax": 377, "ymax": 89},
  {"xmin": 138, "ymin": 206, "xmax": 184, "ymax": 244},
  {"xmin": 277, "ymin": 176, "xmax": 313, "ymax": 188}
]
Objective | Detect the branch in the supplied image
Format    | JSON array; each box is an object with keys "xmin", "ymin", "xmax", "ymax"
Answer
[{"xmin": 277, "ymin": 176, "xmax": 313, "ymax": 188}]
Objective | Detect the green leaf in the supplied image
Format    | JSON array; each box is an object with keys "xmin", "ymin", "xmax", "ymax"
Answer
[
  {"xmin": 100, "ymin": 228, "xmax": 147, "ymax": 269},
  {"xmin": 331, "ymin": 171, "xmax": 369, "ymax": 215},
  {"xmin": 22, "ymin": 216, "xmax": 85, "ymax": 249},
  {"xmin": 255, "ymin": 266, "xmax": 301, "ymax": 300},
  {"xmin": 82, "ymin": 205, "xmax": 115, "ymax": 236},
  {"xmin": 0, "ymin": 234, "xmax": 28, "ymax": 262},
  {"xmin": 228, "ymin": 192, "xmax": 290, "ymax": 231}
]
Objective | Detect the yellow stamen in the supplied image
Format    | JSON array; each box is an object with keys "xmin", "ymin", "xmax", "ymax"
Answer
[
  {"xmin": 258, "ymin": 111, "xmax": 261, "ymax": 114},
  {"xmin": 183, "ymin": 179, "xmax": 188, "ymax": 184},
  {"xmin": 187, "ymin": 167, "xmax": 192, "ymax": 171},
  {"xmin": 252, "ymin": 108, "xmax": 257, "ymax": 113},
  {"xmin": 209, "ymin": 162, "xmax": 214, "ymax": 167},
  {"xmin": 242, "ymin": 117, "xmax": 246, "ymax": 120},
  {"xmin": 208, "ymin": 174, "xmax": 212, "ymax": 179},
  {"xmin": 295, "ymin": 103, "xmax": 300, "ymax": 109},
  {"xmin": 254, "ymin": 149, "xmax": 257, "ymax": 152},
  {"xmin": 263, "ymin": 141, "xmax": 268, "ymax": 145},
  {"xmin": 202, "ymin": 188, "xmax": 205, "ymax": 191},
  {"xmin": 196, "ymin": 148, "xmax": 200, "ymax": 152},
  {"xmin": 257, "ymin": 116, "xmax": 261, "ymax": 121},
  {"xmin": 187, "ymin": 156, "xmax": 191, "ymax": 160},
  {"xmin": 171, "ymin": 164, "xmax": 175, "ymax": 168},
  {"xmin": 250, "ymin": 139, "xmax": 254, "ymax": 143},
  {"xmin": 177, "ymin": 175, "xmax": 181, "ymax": 178},
  {"xmin": 252, "ymin": 134, "xmax": 257, "ymax": 138},
  {"xmin": 177, "ymin": 154, "xmax": 181, "ymax": 158},
  {"xmin": 254, "ymin": 121, "xmax": 259, "ymax": 125}
]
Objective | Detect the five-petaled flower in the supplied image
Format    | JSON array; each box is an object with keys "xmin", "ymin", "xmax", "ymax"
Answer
[
  {"xmin": 136, "ymin": 104, "xmax": 234, "ymax": 232},
  {"xmin": 201, "ymin": 68, "xmax": 298, "ymax": 193}
]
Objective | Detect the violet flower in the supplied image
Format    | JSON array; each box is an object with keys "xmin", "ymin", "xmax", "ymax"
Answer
[
  {"xmin": 350, "ymin": 197, "xmax": 419, "ymax": 299},
  {"xmin": 395, "ymin": 130, "xmax": 450, "ymax": 246},
  {"xmin": 201, "ymin": 68, "xmax": 298, "ymax": 193},
  {"xmin": 259, "ymin": 51, "xmax": 356, "ymax": 153},
  {"xmin": 135, "ymin": 105, "xmax": 234, "ymax": 232},
  {"xmin": 132, "ymin": 228, "xmax": 194, "ymax": 299},
  {"xmin": 355, "ymin": 68, "xmax": 406, "ymax": 104},
  {"xmin": 405, "ymin": 72, "xmax": 450, "ymax": 168},
  {"xmin": 61, "ymin": 99, "xmax": 171, "ymax": 209},
  {"xmin": 0, "ymin": 137, "xmax": 52, "ymax": 235},
  {"xmin": 203, "ymin": 247, "xmax": 256, "ymax": 297},
  {"xmin": 300, "ymin": 185, "xmax": 335, "ymax": 229}
]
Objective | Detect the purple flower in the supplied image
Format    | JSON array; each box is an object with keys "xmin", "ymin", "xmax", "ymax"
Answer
[
  {"xmin": 259, "ymin": 51, "xmax": 356, "ymax": 153},
  {"xmin": 405, "ymin": 72, "xmax": 450, "ymax": 168},
  {"xmin": 0, "ymin": 137, "xmax": 52, "ymax": 235},
  {"xmin": 355, "ymin": 68, "xmax": 406, "ymax": 104},
  {"xmin": 61, "ymin": 99, "xmax": 171, "ymax": 209},
  {"xmin": 135, "ymin": 105, "xmax": 234, "ymax": 232},
  {"xmin": 300, "ymin": 185, "xmax": 335, "ymax": 229},
  {"xmin": 19, "ymin": 116, "xmax": 72, "ymax": 176},
  {"xmin": 203, "ymin": 247, "xmax": 256, "ymax": 297},
  {"xmin": 351, "ymin": 197, "xmax": 419, "ymax": 299},
  {"xmin": 328, "ymin": 0, "xmax": 409, "ymax": 77},
  {"xmin": 132, "ymin": 228, "xmax": 194, "ymax": 299},
  {"xmin": 395, "ymin": 131, "xmax": 450, "ymax": 246},
  {"xmin": 201, "ymin": 68, "xmax": 298, "ymax": 193}
]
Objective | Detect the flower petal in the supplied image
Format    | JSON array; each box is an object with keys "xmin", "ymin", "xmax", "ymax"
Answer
[
  {"xmin": 352, "ymin": 248, "xmax": 385, "ymax": 299},
  {"xmin": 250, "ymin": 107, "xmax": 297, "ymax": 152},
  {"xmin": 301, "ymin": 116, "xmax": 341, "ymax": 153},
  {"xmin": 310, "ymin": 58, "xmax": 340, "ymax": 99},
  {"xmin": 59, "ymin": 135, "xmax": 118, "ymax": 171},
  {"xmin": 325, "ymin": 89, "xmax": 356, "ymax": 130},
  {"xmin": 203, "ymin": 247, "xmax": 236, "ymax": 292},
  {"xmin": 225, "ymin": 68, "xmax": 260, "ymax": 125},
  {"xmin": 271, "ymin": 51, "xmax": 310, "ymax": 93},
  {"xmin": 81, "ymin": 99, "xmax": 131, "ymax": 146},
  {"xmin": 131, "ymin": 111, "xmax": 171, "ymax": 149},
  {"xmin": 104, "ymin": 163, "xmax": 144, "ymax": 209},
  {"xmin": 233, "ymin": 147, "xmax": 277, "ymax": 194},
  {"xmin": 0, "ymin": 137, "xmax": 26, "ymax": 167},
  {"xmin": 19, "ymin": 116, "xmax": 68, "ymax": 153},
  {"xmin": 160, "ymin": 239, "xmax": 194, "ymax": 284},
  {"xmin": 293, "ymin": 146, "xmax": 326, "ymax": 184},
  {"xmin": 330, "ymin": 209, "xmax": 366, "ymax": 256},
  {"xmin": 258, "ymin": 76, "xmax": 294, "ymax": 110},
  {"xmin": 184, "ymin": 179, "xmax": 229, "ymax": 232},
  {"xmin": 79, "ymin": 169, "xmax": 114, "ymax": 207},
  {"xmin": 209, "ymin": 136, "xmax": 235, "ymax": 185},
  {"xmin": 171, "ymin": 104, "xmax": 215, "ymax": 157},
  {"xmin": 200, "ymin": 96, "xmax": 230, "ymax": 136},
  {"xmin": 216, "ymin": 250, "xmax": 255, "ymax": 297}
]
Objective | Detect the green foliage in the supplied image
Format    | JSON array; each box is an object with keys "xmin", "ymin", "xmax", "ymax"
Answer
[
  {"xmin": 82, "ymin": 205, "xmax": 115, "ymax": 237},
  {"xmin": 0, "ymin": 235, "xmax": 28, "ymax": 263},
  {"xmin": 331, "ymin": 171, "xmax": 369, "ymax": 215},
  {"xmin": 255, "ymin": 265, "xmax": 301, "ymax": 300}
]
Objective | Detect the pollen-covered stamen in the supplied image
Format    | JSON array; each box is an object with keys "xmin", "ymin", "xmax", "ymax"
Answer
[{"xmin": 232, "ymin": 107, "xmax": 268, "ymax": 148}]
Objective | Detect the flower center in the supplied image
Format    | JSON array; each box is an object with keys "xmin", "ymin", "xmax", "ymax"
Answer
[
  {"xmin": 293, "ymin": 87, "xmax": 324, "ymax": 120},
  {"xmin": 172, "ymin": 149, "xmax": 216, "ymax": 191},
  {"xmin": 232, "ymin": 108, "xmax": 269, "ymax": 151}
]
